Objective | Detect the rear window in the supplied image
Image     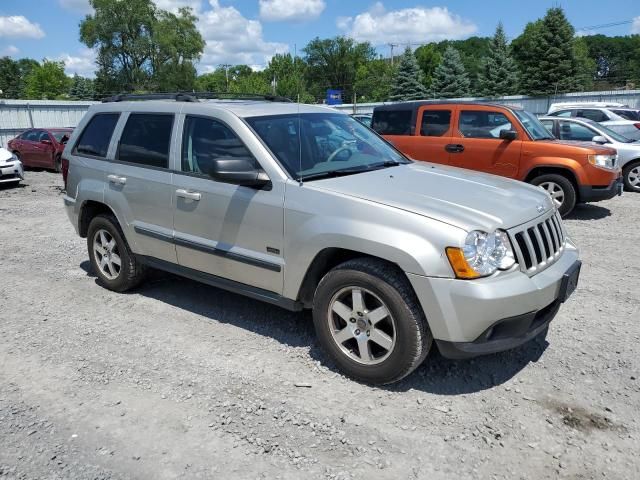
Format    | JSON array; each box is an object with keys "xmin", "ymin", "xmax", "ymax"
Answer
[
  {"xmin": 612, "ymin": 109, "xmax": 640, "ymax": 121},
  {"xmin": 117, "ymin": 113, "xmax": 174, "ymax": 169},
  {"xmin": 74, "ymin": 113, "xmax": 120, "ymax": 158},
  {"xmin": 372, "ymin": 110, "xmax": 413, "ymax": 135}
]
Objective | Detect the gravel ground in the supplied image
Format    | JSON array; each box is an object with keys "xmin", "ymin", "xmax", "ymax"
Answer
[{"xmin": 1, "ymin": 171, "xmax": 639, "ymax": 480}]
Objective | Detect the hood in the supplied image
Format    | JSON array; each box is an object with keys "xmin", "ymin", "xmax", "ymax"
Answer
[
  {"xmin": 0, "ymin": 148, "xmax": 14, "ymax": 163},
  {"xmin": 310, "ymin": 162, "xmax": 554, "ymax": 232},
  {"xmin": 534, "ymin": 139, "xmax": 616, "ymax": 154}
]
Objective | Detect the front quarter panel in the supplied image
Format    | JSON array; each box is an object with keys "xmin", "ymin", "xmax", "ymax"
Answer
[{"xmin": 282, "ymin": 180, "xmax": 464, "ymax": 300}]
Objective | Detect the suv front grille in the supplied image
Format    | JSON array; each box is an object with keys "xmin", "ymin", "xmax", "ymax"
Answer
[{"xmin": 510, "ymin": 211, "xmax": 565, "ymax": 275}]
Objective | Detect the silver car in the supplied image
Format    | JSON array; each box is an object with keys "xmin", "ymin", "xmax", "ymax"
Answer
[
  {"xmin": 62, "ymin": 93, "xmax": 581, "ymax": 384},
  {"xmin": 546, "ymin": 103, "xmax": 640, "ymax": 141},
  {"xmin": 541, "ymin": 116, "xmax": 640, "ymax": 193}
]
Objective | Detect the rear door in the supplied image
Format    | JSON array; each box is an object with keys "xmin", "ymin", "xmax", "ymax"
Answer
[
  {"xmin": 34, "ymin": 130, "xmax": 55, "ymax": 167},
  {"xmin": 408, "ymin": 105, "xmax": 454, "ymax": 164},
  {"xmin": 450, "ymin": 107, "xmax": 522, "ymax": 178},
  {"xmin": 105, "ymin": 112, "xmax": 177, "ymax": 264}
]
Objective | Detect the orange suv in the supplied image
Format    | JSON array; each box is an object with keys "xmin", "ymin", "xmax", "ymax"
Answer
[{"xmin": 372, "ymin": 102, "xmax": 622, "ymax": 216}]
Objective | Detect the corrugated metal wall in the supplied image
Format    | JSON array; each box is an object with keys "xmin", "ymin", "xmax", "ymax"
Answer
[
  {"xmin": 332, "ymin": 90, "xmax": 640, "ymax": 115},
  {"xmin": 0, "ymin": 100, "xmax": 96, "ymax": 148}
]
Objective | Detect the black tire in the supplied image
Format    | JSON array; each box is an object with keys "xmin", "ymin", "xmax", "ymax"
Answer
[
  {"xmin": 312, "ymin": 258, "xmax": 432, "ymax": 385},
  {"xmin": 87, "ymin": 214, "xmax": 146, "ymax": 292},
  {"xmin": 622, "ymin": 160, "xmax": 640, "ymax": 193},
  {"xmin": 531, "ymin": 173, "xmax": 577, "ymax": 217},
  {"xmin": 54, "ymin": 155, "xmax": 62, "ymax": 173}
]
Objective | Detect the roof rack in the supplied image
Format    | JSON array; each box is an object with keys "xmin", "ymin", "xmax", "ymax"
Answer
[{"xmin": 101, "ymin": 92, "xmax": 292, "ymax": 103}]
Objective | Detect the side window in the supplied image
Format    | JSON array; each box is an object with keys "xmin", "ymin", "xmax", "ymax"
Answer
[
  {"xmin": 181, "ymin": 116, "xmax": 256, "ymax": 175},
  {"xmin": 559, "ymin": 121, "xmax": 597, "ymax": 142},
  {"xmin": 458, "ymin": 111, "xmax": 512, "ymax": 139},
  {"xmin": 552, "ymin": 110, "xmax": 573, "ymax": 118},
  {"xmin": 372, "ymin": 110, "xmax": 413, "ymax": 135},
  {"xmin": 420, "ymin": 110, "xmax": 451, "ymax": 137},
  {"xmin": 540, "ymin": 120, "xmax": 555, "ymax": 133},
  {"xmin": 25, "ymin": 130, "xmax": 40, "ymax": 141},
  {"xmin": 577, "ymin": 109, "xmax": 608, "ymax": 123},
  {"xmin": 117, "ymin": 113, "xmax": 174, "ymax": 168},
  {"xmin": 38, "ymin": 131, "xmax": 51, "ymax": 142},
  {"xmin": 74, "ymin": 113, "xmax": 120, "ymax": 158}
]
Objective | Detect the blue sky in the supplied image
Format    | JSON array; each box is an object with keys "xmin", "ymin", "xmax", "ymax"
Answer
[{"xmin": 0, "ymin": 0, "xmax": 639, "ymax": 77}]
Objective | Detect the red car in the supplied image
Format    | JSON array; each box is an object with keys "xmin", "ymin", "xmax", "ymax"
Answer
[{"xmin": 8, "ymin": 128, "xmax": 73, "ymax": 172}]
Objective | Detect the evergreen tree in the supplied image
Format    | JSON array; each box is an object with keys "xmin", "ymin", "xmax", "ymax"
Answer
[
  {"xmin": 478, "ymin": 23, "xmax": 519, "ymax": 97},
  {"xmin": 513, "ymin": 7, "xmax": 577, "ymax": 95},
  {"xmin": 389, "ymin": 47, "xmax": 427, "ymax": 101},
  {"xmin": 431, "ymin": 46, "xmax": 470, "ymax": 98}
]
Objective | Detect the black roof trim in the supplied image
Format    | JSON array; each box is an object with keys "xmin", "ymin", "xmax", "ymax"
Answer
[
  {"xmin": 101, "ymin": 92, "xmax": 293, "ymax": 103},
  {"xmin": 373, "ymin": 100, "xmax": 523, "ymax": 112}
]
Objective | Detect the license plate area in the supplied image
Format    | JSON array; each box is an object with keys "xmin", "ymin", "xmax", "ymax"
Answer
[{"xmin": 559, "ymin": 260, "xmax": 581, "ymax": 302}]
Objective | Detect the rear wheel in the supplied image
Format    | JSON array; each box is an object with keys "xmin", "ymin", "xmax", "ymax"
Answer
[
  {"xmin": 622, "ymin": 161, "xmax": 640, "ymax": 192},
  {"xmin": 87, "ymin": 214, "xmax": 146, "ymax": 292},
  {"xmin": 531, "ymin": 174, "xmax": 576, "ymax": 217},
  {"xmin": 312, "ymin": 258, "xmax": 431, "ymax": 385}
]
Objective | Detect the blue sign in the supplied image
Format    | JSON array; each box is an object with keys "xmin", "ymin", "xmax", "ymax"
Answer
[{"xmin": 326, "ymin": 89, "xmax": 343, "ymax": 105}]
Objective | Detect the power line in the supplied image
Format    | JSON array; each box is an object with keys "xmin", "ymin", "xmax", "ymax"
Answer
[{"xmin": 576, "ymin": 19, "xmax": 634, "ymax": 31}]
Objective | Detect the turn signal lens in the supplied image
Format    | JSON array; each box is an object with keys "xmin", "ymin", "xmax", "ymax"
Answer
[{"xmin": 446, "ymin": 247, "xmax": 481, "ymax": 279}]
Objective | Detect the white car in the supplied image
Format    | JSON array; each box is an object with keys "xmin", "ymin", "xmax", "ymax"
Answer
[
  {"xmin": 546, "ymin": 102, "xmax": 640, "ymax": 140},
  {"xmin": 0, "ymin": 147, "xmax": 24, "ymax": 185},
  {"xmin": 540, "ymin": 116, "xmax": 640, "ymax": 192}
]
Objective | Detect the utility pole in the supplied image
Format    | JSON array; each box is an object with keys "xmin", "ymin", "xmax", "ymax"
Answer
[
  {"xmin": 219, "ymin": 64, "xmax": 231, "ymax": 91},
  {"xmin": 388, "ymin": 43, "xmax": 398, "ymax": 67}
]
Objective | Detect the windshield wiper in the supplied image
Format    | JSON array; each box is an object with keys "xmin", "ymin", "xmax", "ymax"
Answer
[{"xmin": 299, "ymin": 166, "xmax": 373, "ymax": 181}]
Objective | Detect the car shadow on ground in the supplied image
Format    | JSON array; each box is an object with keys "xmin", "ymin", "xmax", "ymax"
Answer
[
  {"xmin": 80, "ymin": 261, "xmax": 548, "ymax": 395},
  {"xmin": 567, "ymin": 203, "xmax": 611, "ymax": 220},
  {"xmin": 0, "ymin": 182, "xmax": 26, "ymax": 191}
]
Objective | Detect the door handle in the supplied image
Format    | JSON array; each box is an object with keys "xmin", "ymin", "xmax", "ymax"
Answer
[
  {"xmin": 445, "ymin": 144, "xmax": 465, "ymax": 153},
  {"xmin": 107, "ymin": 174, "xmax": 127, "ymax": 185},
  {"xmin": 176, "ymin": 189, "xmax": 201, "ymax": 201}
]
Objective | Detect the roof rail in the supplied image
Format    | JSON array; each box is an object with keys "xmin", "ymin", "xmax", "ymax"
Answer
[{"xmin": 101, "ymin": 92, "xmax": 292, "ymax": 103}]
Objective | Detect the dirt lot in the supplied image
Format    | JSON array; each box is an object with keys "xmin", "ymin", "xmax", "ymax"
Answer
[{"xmin": 0, "ymin": 171, "xmax": 639, "ymax": 480}]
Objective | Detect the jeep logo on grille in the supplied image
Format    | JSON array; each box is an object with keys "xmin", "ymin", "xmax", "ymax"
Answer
[{"xmin": 536, "ymin": 204, "xmax": 545, "ymax": 213}]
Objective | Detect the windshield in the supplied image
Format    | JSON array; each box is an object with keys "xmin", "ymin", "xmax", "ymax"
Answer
[
  {"xmin": 246, "ymin": 113, "xmax": 409, "ymax": 180},
  {"xmin": 581, "ymin": 119, "xmax": 635, "ymax": 143},
  {"xmin": 513, "ymin": 110, "xmax": 555, "ymax": 140},
  {"xmin": 51, "ymin": 131, "xmax": 71, "ymax": 143}
]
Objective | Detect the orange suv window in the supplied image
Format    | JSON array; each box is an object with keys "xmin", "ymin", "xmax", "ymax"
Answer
[
  {"xmin": 372, "ymin": 110, "xmax": 412, "ymax": 135},
  {"xmin": 420, "ymin": 110, "xmax": 451, "ymax": 137},
  {"xmin": 459, "ymin": 111, "xmax": 512, "ymax": 139}
]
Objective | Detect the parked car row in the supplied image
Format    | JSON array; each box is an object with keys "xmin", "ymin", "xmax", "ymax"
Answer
[
  {"xmin": 7, "ymin": 128, "xmax": 73, "ymax": 172},
  {"xmin": 546, "ymin": 102, "xmax": 640, "ymax": 140}
]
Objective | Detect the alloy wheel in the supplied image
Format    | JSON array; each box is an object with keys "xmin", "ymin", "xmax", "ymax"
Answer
[
  {"xmin": 93, "ymin": 229, "xmax": 122, "ymax": 280},
  {"xmin": 628, "ymin": 166, "xmax": 640, "ymax": 188},
  {"xmin": 327, "ymin": 286, "xmax": 396, "ymax": 365},
  {"xmin": 539, "ymin": 181, "xmax": 565, "ymax": 208}
]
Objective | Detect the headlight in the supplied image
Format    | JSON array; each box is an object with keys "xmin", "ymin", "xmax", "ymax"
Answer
[
  {"xmin": 588, "ymin": 154, "xmax": 616, "ymax": 170},
  {"xmin": 446, "ymin": 230, "xmax": 516, "ymax": 279}
]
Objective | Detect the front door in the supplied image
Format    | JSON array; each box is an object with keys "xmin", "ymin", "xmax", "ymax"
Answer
[
  {"xmin": 173, "ymin": 115, "xmax": 284, "ymax": 294},
  {"xmin": 451, "ymin": 108, "xmax": 522, "ymax": 178},
  {"xmin": 105, "ymin": 112, "xmax": 177, "ymax": 264}
]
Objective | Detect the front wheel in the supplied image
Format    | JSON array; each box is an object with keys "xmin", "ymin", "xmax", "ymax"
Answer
[
  {"xmin": 531, "ymin": 174, "xmax": 576, "ymax": 217},
  {"xmin": 312, "ymin": 258, "xmax": 432, "ymax": 385},
  {"xmin": 622, "ymin": 161, "xmax": 640, "ymax": 192}
]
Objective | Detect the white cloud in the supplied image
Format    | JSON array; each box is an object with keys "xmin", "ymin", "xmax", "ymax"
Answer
[
  {"xmin": 57, "ymin": 49, "xmax": 97, "ymax": 78},
  {"xmin": 259, "ymin": 0, "xmax": 325, "ymax": 22},
  {"xmin": 337, "ymin": 2, "xmax": 477, "ymax": 45},
  {"xmin": 1, "ymin": 45, "xmax": 20, "ymax": 57},
  {"xmin": 0, "ymin": 16, "xmax": 45, "ymax": 39},
  {"xmin": 154, "ymin": 0, "xmax": 202, "ymax": 13},
  {"xmin": 198, "ymin": 0, "xmax": 288, "ymax": 70},
  {"xmin": 632, "ymin": 16, "xmax": 640, "ymax": 34}
]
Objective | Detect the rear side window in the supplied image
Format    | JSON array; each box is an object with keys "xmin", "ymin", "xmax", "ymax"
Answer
[
  {"xmin": 74, "ymin": 113, "xmax": 120, "ymax": 158},
  {"xmin": 117, "ymin": 113, "xmax": 174, "ymax": 168},
  {"xmin": 577, "ymin": 109, "xmax": 608, "ymax": 123},
  {"xmin": 372, "ymin": 110, "xmax": 413, "ymax": 135},
  {"xmin": 459, "ymin": 111, "xmax": 512, "ymax": 139},
  {"xmin": 182, "ymin": 116, "xmax": 256, "ymax": 175},
  {"xmin": 420, "ymin": 110, "xmax": 451, "ymax": 136},
  {"xmin": 25, "ymin": 130, "xmax": 40, "ymax": 141},
  {"xmin": 612, "ymin": 109, "xmax": 640, "ymax": 121}
]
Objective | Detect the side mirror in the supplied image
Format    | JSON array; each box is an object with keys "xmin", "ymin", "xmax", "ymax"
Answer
[
  {"xmin": 592, "ymin": 135, "xmax": 608, "ymax": 144},
  {"xmin": 499, "ymin": 129, "xmax": 518, "ymax": 141},
  {"xmin": 41, "ymin": 139, "xmax": 52, "ymax": 145},
  {"xmin": 208, "ymin": 158, "xmax": 270, "ymax": 188}
]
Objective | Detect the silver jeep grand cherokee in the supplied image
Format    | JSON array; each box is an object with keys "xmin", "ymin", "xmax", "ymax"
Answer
[{"xmin": 62, "ymin": 93, "xmax": 581, "ymax": 384}]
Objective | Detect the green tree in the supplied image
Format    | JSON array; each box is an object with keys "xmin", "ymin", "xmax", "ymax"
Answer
[
  {"xmin": 512, "ymin": 8, "xmax": 577, "ymax": 95},
  {"xmin": 0, "ymin": 57, "xmax": 20, "ymax": 98},
  {"xmin": 303, "ymin": 36, "xmax": 377, "ymax": 102},
  {"xmin": 478, "ymin": 22, "xmax": 519, "ymax": 97},
  {"xmin": 24, "ymin": 60, "xmax": 71, "ymax": 99},
  {"xmin": 264, "ymin": 53, "xmax": 312, "ymax": 101},
  {"xmin": 431, "ymin": 46, "xmax": 470, "ymax": 98},
  {"xmin": 354, "ymin": 58, "xmax": 394, "ymax": 102},
  {"xmin": 432, "ymin": 37, "xmax": 491, "ymax": 93},
  {"xmin": 69, "ymin": 74, "xmax": 95, "ymax": 100},
  {"xmin": 389, "ymin": 47, "xmax": 427, "ymax": 101},
  {"xmin": 414, "ymin": 44, "xmax": 441, "ymax": 89},
  {"xmin": 573, "ymin": 37, "xmax": 596, "ymax": 91},
  {"xmin": 80, "ymin": 0, "xmax": 204, "ymax": 93},
  {"xmin": 195, "ymin": 68, "xmax": 229, "ymax": 92}
]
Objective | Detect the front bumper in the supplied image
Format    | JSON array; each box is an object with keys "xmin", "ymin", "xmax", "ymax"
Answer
[
  {"xmin": 407, "ymin": 239, "xmax": 580, "ymax": 357},
  {"xmin": 0, "ymin": 161, "xmax": 24, "ymax": 183},
  {"xmin": 578, "ymin": 176, "xmax": 623, "ymax": 202}
]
